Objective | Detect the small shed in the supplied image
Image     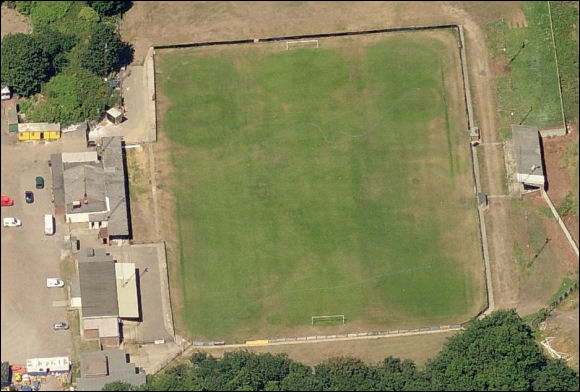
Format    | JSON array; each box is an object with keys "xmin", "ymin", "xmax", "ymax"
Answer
[
  {"xmin": 106, "ymin": 107, "xmax": 123, "ymax": 125},
  {"xmin": 18, "ymin": 122, "xmax": 61, "ymax": 141},
  {"xmin": 469, "ymin": 127, "xmax": 480, "ymax": 145},
  {"xmin": 1, "ymin": 85, "xmax": 11, "ymax": 100},
  {"xmin": 5, "ymin": 105, "xmax": 18, "ymax": 132}
]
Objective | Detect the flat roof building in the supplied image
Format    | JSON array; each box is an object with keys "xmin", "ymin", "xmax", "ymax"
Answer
[
  {"xmin": 76, "ymin": 350, "xmax": 145, "ymax": 391},
  {"xmin": 511, "ymin": 125, "xmax": 545, "ymax": 189},
  {"xmin": 79, "ymin": 248, "xmax": 120, "ymax": 346}
]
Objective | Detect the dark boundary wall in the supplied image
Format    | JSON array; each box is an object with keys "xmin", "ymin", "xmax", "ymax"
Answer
[{"xmin": 151, "ymin": 24, "xmax": 491, "ymax": 330}]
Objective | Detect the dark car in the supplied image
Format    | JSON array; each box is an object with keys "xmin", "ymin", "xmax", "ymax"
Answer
[
  {"xmin": 35, "ymin": 176, "xmax": 44, "ymax": 189},
  {"xmin": 25, "ymin": 191, "xmax": 34, "ymax": 204},
  {"xmin": 53, "ymin": 322, "xmax": 69, "ymax": 330}
]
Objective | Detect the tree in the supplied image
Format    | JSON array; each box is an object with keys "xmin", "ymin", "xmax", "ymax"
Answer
[
  {"xmin": 32, "ymin": 26, "xmax": 78, "ymax": 76},
  {"xmin": 424, "ymin": 310, "xmax": 559, "ymax": 391},
  {"xmin": 88, "ymin": 1, "xmax": 132, "ymax": 17},
  {"xmin": 28, "ymin": 69, "xmax": 108, "ymax": 126},
  {"xmin": 532, "ymin": 359, "xmax": 579, "ymax": 391},
  {"xmin": 81, "ymin": 23, "xmax": 133, "ymax": 77},
  {"xmin": 78, "ymin": 6, "xmax": 101, "ymax": 24},
  {"xmin": 1, "ymin": 33, "xmax": 51, "ymax": 96}
]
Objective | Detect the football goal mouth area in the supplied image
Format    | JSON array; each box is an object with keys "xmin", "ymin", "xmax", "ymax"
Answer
[{"xmin": 156, "ymin": 30, "xmax": 485, "ymax": 341}]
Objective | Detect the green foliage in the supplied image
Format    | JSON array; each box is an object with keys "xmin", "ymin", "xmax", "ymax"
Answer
[
  {"xmin": 78, "ymin": 6, "xmax": 100, "ymax": 24},
  {"xmin": 32, "ymin": 26, "xmax": 78, "ymax": 75},
  {"xmin": 29, "ymin": 1, "xmax": 73, "ymax": 28},
  {"xmin": 10, "ymin": 1, "xmax": 32, "ymax": 15},
  {"xmin": 101, "ymin": 381, "xmax": 134, "ymax": 391},
  {"xmin": 549, "ymin": 1, "xmax": 579, "ymax": 125},
  {"xmin": 1, "ymin": 33, "xmax": 51, "ymax": 96},
  {"xmin": 28, "ymin": 68, "xmax": 108, "ymax": 126},
  {"xmin": 424, "ymin": 309, "xmax": 578, "ymax": 391},
  {"xmin": 549, "ymin": 277, "xmax": 578, "ymax": 305},
  {"xmin": 556, "ymin": 192, "xmax": 577, "ymax": 217},
  {"xmin": 88, "ymin": 1, "xmax": 132, "ymax": 17},
  {"xmin": 81, "ymin": 23, "xmax": 134, "ymax": 77},
  {"xmin": 532, "ymin": 359, "xmax": 580, "ymax": 391}
]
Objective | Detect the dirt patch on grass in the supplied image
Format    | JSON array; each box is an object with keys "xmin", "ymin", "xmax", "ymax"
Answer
[
  {"xmin": 1, "ymin": 4, "xmax": 31, "ymax": 40},
  {"xmin": 540, "ymin": 289, "xmax": 579, "ymax": 372},
  {"xmin": 492, "ymin": 56, "xmax": 510, "ymax": 77},
  {"xmin": 542, "ymin": 130, "xmax": 580, "ymax": 246},
  {"xmin": 126, "ymin": 147, "xmax": 157, "ymax": 243},
  {"xmin": 120, "ymin": 1, "xmax": 524, "ymax": 63}
]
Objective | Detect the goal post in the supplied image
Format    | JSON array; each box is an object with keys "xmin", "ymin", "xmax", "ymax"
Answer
[
  {"xmin": 286, "ymin": 39, "xmax": 319, "ymax": 50},
  {"xmin": 311, "ymin": 314, "xmax": 345, "ymax": 325}
]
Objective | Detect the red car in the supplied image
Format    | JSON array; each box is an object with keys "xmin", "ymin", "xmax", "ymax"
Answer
[{"xmin": 1, "ymin": 195, "xmax": 14, "ymax": 206}]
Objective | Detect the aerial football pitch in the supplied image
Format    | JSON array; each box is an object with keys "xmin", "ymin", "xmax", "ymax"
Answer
[{"xmin": 155, "ymin": 29, "xmax": 486, "ymax": 341}]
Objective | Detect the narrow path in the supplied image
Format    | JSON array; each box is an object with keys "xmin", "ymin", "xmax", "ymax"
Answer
[
  {"xmin": 541, "ymin": 189, "xmax": 579, "ymax": 257},
  {"xmin": 148, "ymin": 142, "xmax": 162, "ymax": 241},
  {"xmin": 185, "ymin": 327, "xmax": 463, "ymax": 353}
]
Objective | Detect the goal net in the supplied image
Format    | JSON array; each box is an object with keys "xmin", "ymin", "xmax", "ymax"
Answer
[
  {"xmin": 286, "ymin": 39, "xmax": 320, "ymax": 50},
  {"xmin": 311, "ymin": 314, "xmax": 345, "ymax": 325}
]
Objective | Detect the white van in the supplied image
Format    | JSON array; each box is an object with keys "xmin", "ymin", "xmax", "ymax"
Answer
[{"xmin": 44, "ymin": 214, "xmax": 55, "ymax": 235}]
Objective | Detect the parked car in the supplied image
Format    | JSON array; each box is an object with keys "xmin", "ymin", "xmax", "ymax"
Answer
[
  {"xmin": 1, "ymin": 194, "xmax": 14, "ymax": 206},
  {"xmin": 2, "ymin": 217, "xmax": 21, "ymax": 227},
  {"xmin": 53, "ymin": 322, "xmax": 69, "ymax": 330},
  {"xmin": 25, "ymin": 191, "xmax": 34, "ymax": 204},
  {"xmin": 46, "ymin": 278, "xmax": 65, "ymax": 288},
  {"xmin": 35, "ymin": 176, "xmax": 44, "ymax": 189}
]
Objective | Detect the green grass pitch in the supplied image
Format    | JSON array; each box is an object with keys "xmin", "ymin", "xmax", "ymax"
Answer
[{"xmin": 156, "ymin": 31, "xmax": 485, "ymax": 340}]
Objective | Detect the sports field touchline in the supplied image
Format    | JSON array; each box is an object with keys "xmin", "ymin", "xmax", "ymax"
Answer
[{"xmin": 155, "ymin": 26, "xmax": 487, "ymax": 341}]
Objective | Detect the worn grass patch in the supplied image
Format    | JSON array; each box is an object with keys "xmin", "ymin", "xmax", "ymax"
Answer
[{"xmin": 157, "ymin": 32, "xmax": 484, "ymax": 340}]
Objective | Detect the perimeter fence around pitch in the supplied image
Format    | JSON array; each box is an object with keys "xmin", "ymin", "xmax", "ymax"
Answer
[{"xmin": 151, "ymin": 23, "xmax": 492, "ymax": 350}]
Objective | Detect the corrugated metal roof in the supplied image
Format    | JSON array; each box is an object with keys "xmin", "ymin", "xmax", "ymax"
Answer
[
  {"xmin": 18, "ymin": 122, "xmax": 60, "ymax": 132},
  {"xmin": 115, "ymin": 263, "xmax": 139, "ymax": 318}
]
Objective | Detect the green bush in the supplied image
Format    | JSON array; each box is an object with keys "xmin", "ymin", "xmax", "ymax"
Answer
[
  {"xmin": 78, "ymin": 5, "xmax": 100, "ymax": 24},
  {"xmin": 30, "ymin": 1, "xmax": 73, "ymax": 27},
  {"xmin": 1, "ymin": 33, "xmax": 51, "ymax": 96},
  {"xmin": 28, "ymin": 68, "xmax": 108, "ymax": 126}
]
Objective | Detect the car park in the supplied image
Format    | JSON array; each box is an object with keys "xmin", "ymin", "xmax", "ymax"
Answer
[
  {"xmin": 2, "ymin": 217, "xmax": 21, "ymax": 227},
  {"xmin": 36, "ymin": 176, "xmax": 45, "ymax": 189},
  {"xmin": 1, "ymin": 195, "xmax": 14, "ymax": 206},
  {"xmin": 53, "ymin": 322, "xmax": 69, "ymax": 330},
  {"xmin": 25, "ymin": 191, "xmax": 34, "ymax": 204},
  {"xmin": 46, "ymin": 278, "xmax": 65, "ymax": 288}
]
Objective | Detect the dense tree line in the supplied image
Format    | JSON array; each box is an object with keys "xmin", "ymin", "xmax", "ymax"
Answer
[
  {"xmin": 103, "ymin": 310, "xmax": 579, "ymax": 391},
  {"xmin": 1, "ymin": 1, "xmax": 133, "ymax": 125}
]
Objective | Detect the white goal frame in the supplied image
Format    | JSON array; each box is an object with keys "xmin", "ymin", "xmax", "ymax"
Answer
[
  {"xmin": 311, "ymin": 314, "xmax": 345, "ymax": 325},
  {"xmin": 286, "ymin": 39, "xmax": 320, "ymax": 50}
]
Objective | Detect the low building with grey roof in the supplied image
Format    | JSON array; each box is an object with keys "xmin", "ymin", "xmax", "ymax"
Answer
[
  {"xmin": 511, "ymin": 125, "xmax": 545, "ymax": 189},
  {"xmin": 79, "ymin": 248, "xmax": 120, "ymax": 346},
  {"xmin": 76, "ymin": 349, "xmax": 145, "ymax": 391},
  {"xmin": 50, "ymin": 136, "xmax": 130, "ymax": 244}
]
